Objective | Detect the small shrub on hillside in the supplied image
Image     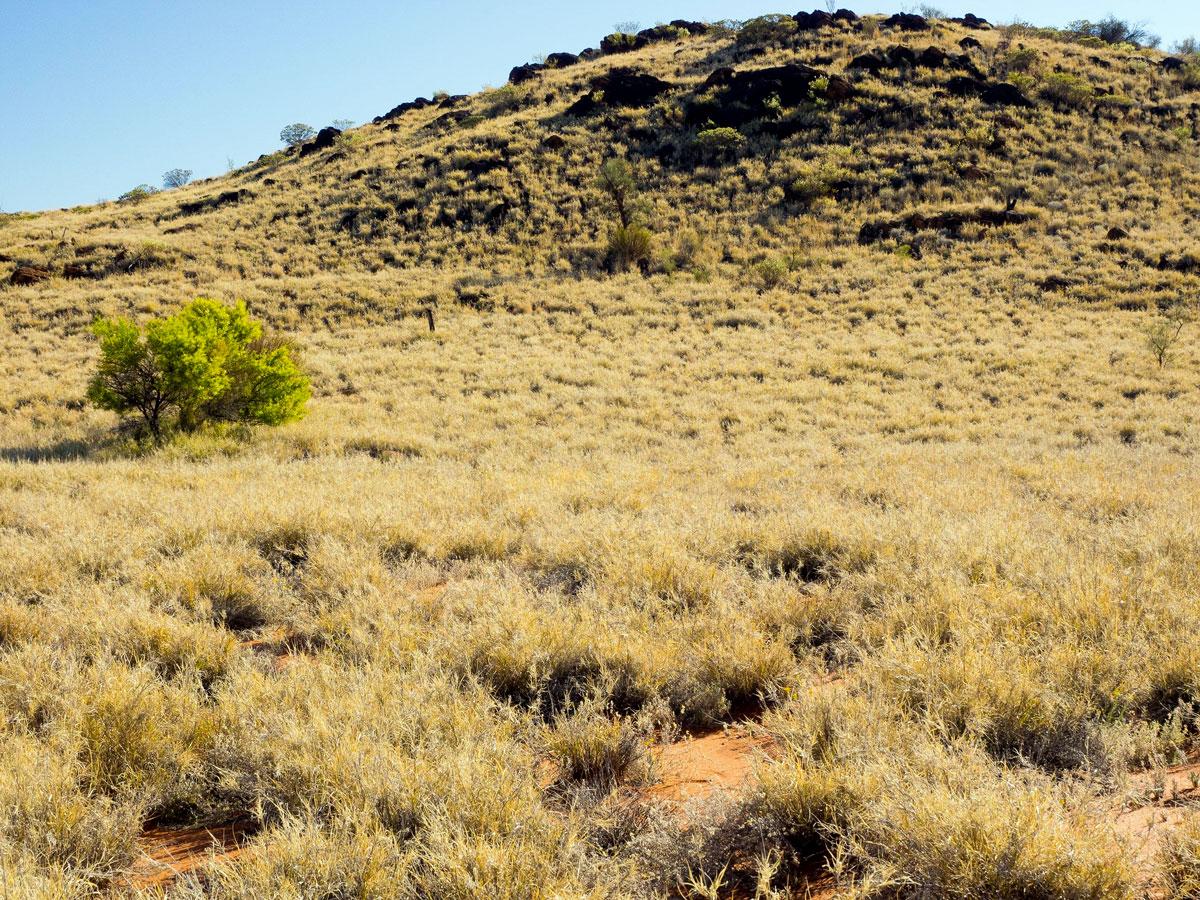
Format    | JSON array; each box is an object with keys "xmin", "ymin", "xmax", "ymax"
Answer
[
  {"xmin": 485, "ymin": 84, "xmax": 525, "ymax": 117},
  {"xmin": 1067, "ymin": 17, "xmax": 1159, "ymax": 48},
  {"xmin": 694, "ymin": 127, "xmax": 745, "ymax": 158},
  {"xmin": 596, "ymin": 158, "xmax": 639, "ymax": 229},
  {"xmin": 1144, "ymin": 306, "xmax": 1189, "ymax": 368},
  {"xmin": 87, "ymin": 298, "xmax": 310, "ymax": 441},
  {"xmin": 607, "ymin": 225, "xmax": 653, "ymax": 274},
  {"xmin": 1040, "ymin": 72, "xmax": 1094, "ymax": 108},
  {"xmin": 749, "ymin": 257, "xmax": 790, "ymax": 291},
  {"xmin": 1179, "ymin": 63, "xmax": 1200, "ymax": 91},
  {"xmin": 600, "ymin": 32, "xmax": 640, "ymax": 53},
  {"xmin": 786, "ymin": 150, "xmax": 855, "ymax": 207},
  {"xmin": 1004, "ymin": 47, "xmax": 1041, "ymax": 73},
  {"xmin": 118, "ymin": 184, "xmax": 159, "ymax": 204},
  {"xmin": 736, "ymin": 14, "xmax": 798, "ymax": 47}
]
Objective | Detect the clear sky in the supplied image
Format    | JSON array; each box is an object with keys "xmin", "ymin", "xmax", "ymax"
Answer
[{"xmin": 2, "ymin": 1, "xmax": 1197, "ymax": 212}]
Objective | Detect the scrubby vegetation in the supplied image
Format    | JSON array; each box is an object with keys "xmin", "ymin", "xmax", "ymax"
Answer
[{"xmin": 2, "ymin": 6, "xmax": 1200, "ymax": 898}]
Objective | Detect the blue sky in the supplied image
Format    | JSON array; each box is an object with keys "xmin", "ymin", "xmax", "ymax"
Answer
[{"xmin": 2, "ymin": 1, "xmax": 1197, "ymax": 212}]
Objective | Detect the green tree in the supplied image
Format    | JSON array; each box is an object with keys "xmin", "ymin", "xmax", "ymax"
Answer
[
  {"xmin": 162, "ymin": 168, "xmax": 193, "ymax": 189},
  {"xmin": 87, "ymin": 298, "xmax": 310, "ymax": 441},
  {"xmin": 596, "ymin": 158, "xmax": 637, "ymax": 229},
  {"xmin": 280, "ymin": 123, "xmax": 316, "ymax": 147}
]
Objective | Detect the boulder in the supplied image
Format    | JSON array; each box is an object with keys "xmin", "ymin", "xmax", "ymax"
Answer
[
  {"xmin": 62, "ymin": 263, "xmax": 96, "ymax": 279},
  {"xmin": 959, "ymin": 36, "xmax": 983, "ymax": 50},
  {"xmin": 9, "ymin": 266, "xmax": 51, "ymax": 286},
  {"xmin": 981, "ymin": 81, "xmax": 1033, "ymax": 108},
  {"xmin": 637, "ymin": 24, "xmax": 686, "ymax": 43},
  {"xmin": 299, "ymin": 127, "xmax": 341, "ymax": 157},
  {"xmin": 833, "ymin": 8, "xmax": 860, "ymax": 23},
  {"xmin": 373, "ymin": 97, "xmax": 431, "ymax": 123},
  {"xmin": 545, "ymin": 52, "xmax": 580, "ymax": 69},
  {"xmin": 564, "ymin": 92, "xmax": 602, "ymax": 117},
  {"xmin": 918, "ymin": 46, "xmax": 950, "ymax": 68},
  {"xmin": 794, "ymin": 10, "xmax": 835, "ymax": 30},
  {"xmin": 509, "ymin": 63, "xmax": 544, "ymax": 84},
  {"xmin": 950, "ymin": 13, "xmax": 991, "ymax": 29},
  {"xmin": 859, "ymin": 206, "xmax": 1032, "ymax": 244},
  {"xmin": 579, "ymin": 48, "xmax": 602, "ymax": 61},
  {"xmin": 600, "ymin": 32, "xmax": 645, "ymax": 54},
  {"xmin": 1037, "ymin": 275, "xmax": 1073, "ymax": 292},
  {"xmin": 703, "ymin": 66, "xmax": 737, "ymax": 88},
  {"xmin": 592, "ymin": 68, "xmax": 672, "ymax": 107},
  {"xmin": 688, "ymin": 63, "xmax": 849, "ymax": 127},
  {"xmin": 946, "ymin": 75, "xmax": 985, "ymax": 97},
  {"xmin": 882, "ymin": 13, "xmax": 929, "ymax": 31},
  {"xmin": 670, "ymin": 19, "xmax": 710, "ymax": 35},
  {"xmin": 541, "ymin": 134, "xmax": 567, "ymax": 149},
  {"xmin": 887, "ymin": 45, "xmax": 917, "ymax": 66},
  {"xmin": 1106, "ymin": 226, "xmax": 1129, "ymax": 240},
  {"xmin": 848, "ymin": 52, "xmax": 888, "ymax": 72}
]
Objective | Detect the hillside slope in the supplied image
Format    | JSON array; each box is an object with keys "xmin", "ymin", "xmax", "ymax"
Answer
[
  {"xmin": 1, "ymin": 10, "xmax": 1200, "ymax": 900},
  {"xmin": 3, "ymin": 10, "xmax": 1199, "ymax": 325}
]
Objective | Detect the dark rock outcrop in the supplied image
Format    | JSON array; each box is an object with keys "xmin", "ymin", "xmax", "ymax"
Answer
[
  {"xmin": 959, "ymin": 36, "xmax": 983, "ymax": 50},
  {"xmin": 1106, "ymin": 226, "xmax": 1130, "ymax": 240},
  {"xmin": 509, "ymin": 63, "xmax": 544, "ymax": 84},
  {"xmin": 299, "ymin": 127, "xmax": 341, "ymax": 157},
  {"xmin": 373, "ymin": 97, "xmax": 432, "ymax": 123},
  {"xmin": 178, "ymin": 189, "xmax": 252, "ymax": 217},
  {"xmin": 9, "ymin": 266, "xmax": 51, "ymax": 286},
  {"xmin": 62, "ymin": 263, "xmax": 98, "ymax": 279},
  {"xmin": 981, "ymin": 81, "xmax": 1034, "ymax": 108},
  {"xmin": 600, "ymin": 32, "xmax": 643, "ymax": 54},
  {"xmin": 545, "ymin": 52, "xmax": 580, "ymax": 68},
  {"xmin": 564, "ymin": 93, "xmax": 602, "ymax": 117},
  {"xmin": 848, "ymin": 52, "xmax": 888, "ymax": 73},
  {"xmin": 591, "ymin": 68, "xmax": 672, "ymax": 107},
  {"xmin": 945, "ymin": 77, "xmax": 1034, "ymax": 107},
  {"xmin": 848, "ymin": 45, "xmax": 981, "ymax": 76},
  {"xmin": 950, "ymin": 13, "xmax": 991, "ymax": 29},
  {"xmin": 859, "ymin": 207, "xmax": 1033, "ymax": 244},
  {"xmin": 688, "ymin": 63, "xmax": 851, "ymax": 127},
  {"xmin": 1161, "ymin": 57, "xmax": 1186, "ymax": 72},
  {"xmin": 794, "ymin": 10, "xmax": 835, "ymax": 30},
  {"xmin": 882, "ymin": 13, "xmax": 930, "ymax": 31}
]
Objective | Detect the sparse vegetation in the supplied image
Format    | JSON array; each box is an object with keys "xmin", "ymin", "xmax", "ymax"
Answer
[
  {"xmin": 118, "ymin": 184, "xmax": 159, "ymax": 204},
  {"xmin": 2, "ymin": 7, "xmax": 1200, "ymax": 897}
]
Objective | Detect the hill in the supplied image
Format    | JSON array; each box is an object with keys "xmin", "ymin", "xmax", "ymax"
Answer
[{"xmin": 1, "ymin": 9, "xmax": 1200, "ymax": 899}]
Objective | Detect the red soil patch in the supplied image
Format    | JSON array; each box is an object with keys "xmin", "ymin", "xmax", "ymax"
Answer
[
  {"xmin": 649, "ymin": 725, "xmax": 778, "ymax": 804},
  {"xmin": 1113, "ymin": 759, "xmax": 1200, "ymax": 873},
  {"xmin": 120, "ymin": 819, "xmax": 257, "ymax": 890}
]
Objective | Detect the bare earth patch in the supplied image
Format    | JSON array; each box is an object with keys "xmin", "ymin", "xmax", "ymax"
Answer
[
  {"xmin": 1111, "ymin": 757, "xmax": 1200, "ymax": 892},
  {"xmin": 120, "ymin": 820, "xmax": 258, "ymax": 890}
]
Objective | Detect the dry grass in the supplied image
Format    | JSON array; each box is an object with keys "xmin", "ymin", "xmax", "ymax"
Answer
[{"xmin": 2, "ymin": 9, "xmax": 1200, "ymax": 898}]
